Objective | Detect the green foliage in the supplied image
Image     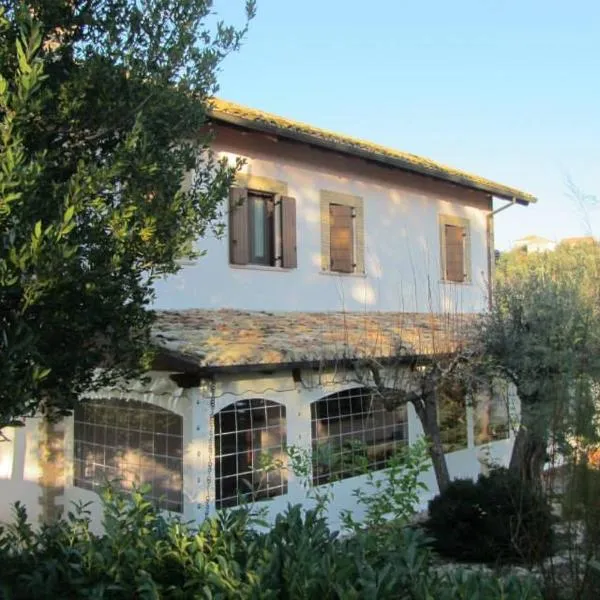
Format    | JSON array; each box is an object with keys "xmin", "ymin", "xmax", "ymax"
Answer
[
  {"xmin": 341, "ymin": 437, "xmax": 430, "ymax": 533},
  {"xmin": 426, "ymin": 468, "xmax": 554, "ymax": 565},
  {"xmin": 0, "ymin": 485, "xmax": 543, "ymax": 599},
  {"xmin": 0, "ymin": 0, "xmax": 254, "ymax": 426},
  {"xmin": 480, "ymin": 244, "xmax": 600, "ymax": 480}
]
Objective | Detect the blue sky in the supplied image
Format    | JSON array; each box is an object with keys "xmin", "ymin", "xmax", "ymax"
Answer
[{"xmin": 216, "ymin": 0, "xmax": 599, "ymax": 249}]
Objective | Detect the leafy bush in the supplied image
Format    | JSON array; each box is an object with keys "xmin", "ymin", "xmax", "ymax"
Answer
[
  {"xmin": 0, "ymin": 483, "xmax": 543, "ymax": 599},
  {"xmin": 341, "ymin": 438, "xmax": 430, "ymax": 533},
  {"xmin": 426, "ymin": 468, "xmax": 554, "ymax": 565}
]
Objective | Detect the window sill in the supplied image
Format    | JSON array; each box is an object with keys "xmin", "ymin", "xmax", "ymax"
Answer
[
  {"xmin": 319, "ymin": 270, "xmax": 367, "ymax": 279},
  {"xmin": 439, "ymin": 279, "xmax": 473, "ymax": 286},
  {"xmin": 229, "ymin": 264, "xmax": 295, "ymax": 273}
]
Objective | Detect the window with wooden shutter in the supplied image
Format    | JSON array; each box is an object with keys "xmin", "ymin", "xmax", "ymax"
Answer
[
  {"xmin": 440, "ymin": 215, "xmax": 470, "ymax": 283},
  {"xmin": 229, "ymin": 187, "xmax": 249, "ymax": 265},
  {"xmin": 444, "ymin": 224, "xmax": 465, "ymax": 282},
  {"xmin": 248, "ymin": 191, "xmax": 275, "ymax": 265},
  {"xmin": 329, "ymin": 203, "xmax": 354, "ymax": 273},
  {"xmin": 280, "ymin": 196, "xmax": 297, "ymax": 268},
  {"xmin": 320, "ymin": 190, "xmax": 364, "ymax": 275},
  {"xmin": 228, "ymin": 184, "xmax": 297, "ymax": 269}
]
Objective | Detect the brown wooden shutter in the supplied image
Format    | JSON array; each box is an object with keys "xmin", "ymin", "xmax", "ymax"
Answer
[
  {"xmin": 229, "ymin": 187, "xmax": 249, "ymax": 265},
  {"xmin": 445, "ymin": 224, "xmax": 465, "ymax": 282},
  {"xmin": 329, "ymin": 203, "xmax": 354, "ymax": 273},
  {"xmin": 280, "ymin": 195, "xmax": 297, "ymax": 268}
]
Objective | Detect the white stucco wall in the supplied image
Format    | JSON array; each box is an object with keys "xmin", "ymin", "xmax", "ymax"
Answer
[
  {"xmin": 153, "ymin": 126, "xmax": 492, "ymax": 314},
  {"xmin": 0, "ymin": 418, "xmax": 47, "ymax": 525}
]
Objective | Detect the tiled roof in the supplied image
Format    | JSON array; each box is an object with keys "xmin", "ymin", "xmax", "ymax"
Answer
[
  {"xmin": 152, "ymin": 310, "xmax": 476, "ymax": 370},
  {"xmin": 209, "ymin": 98, "xmax": 537, "ymax": 205}
]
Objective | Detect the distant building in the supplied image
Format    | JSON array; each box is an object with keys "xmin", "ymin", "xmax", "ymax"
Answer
[
  {"xmin": 513, "ymin": 235, "xmax": 556, "ymax": 253},
  {"xmin": 559, "ymin": 236, "xmax": 597, "ymax": 247}
]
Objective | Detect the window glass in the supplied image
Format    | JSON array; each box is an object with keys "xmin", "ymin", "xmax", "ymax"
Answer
[
  {"xmin": 311, "ymin": 387, "xmax": 407, "ymax": 485},
  {"xmin": 438, "ymin": 382, "xmax": 468, "ymax": 453},
  {"xmin": 249, "ymin": 192, "xmax": 274, "ymax": 265},
  {"xmin": 474, "ymin": 382, "xmax": 510, "ymax": 444},
  {"xmin": 74, "ymin": 399, "xmax": 183, "ymax": 512},
  {"xmin": 252, "ymin": 197, "xmax": 266, "ymax": 259},
  {"xmin": 215, "ymin": 399, "xmax": 287, "ymax": 509}
]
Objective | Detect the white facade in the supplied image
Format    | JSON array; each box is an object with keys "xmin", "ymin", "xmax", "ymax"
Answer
[
  {"xmin": 512, "ymin": 235, "xmax": 556, "ymax": 253},
  {"xmin": 153, "ymin": 125, "xmax": 493, "ymax": 314}
]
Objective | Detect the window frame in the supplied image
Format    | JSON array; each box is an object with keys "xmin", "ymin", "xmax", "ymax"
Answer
[
  {"xmin": 73, "ymin": 398, "xmax": 184, "ymax": 513},
  {"xmin": 310, "ymin": 387, "xmax": 408, "ymax": 486},
  {"xmin": 214, "ymin": 398, "xmax": 288, "ymax": 509},
  {"xmin": 320, "ymin": 190, "xmax": 365, "ymax": 275},
  {"xmin": 229, "ymin": 174, "xmax": 298, "ymax": 270},
  {"xmin": 474, "ymin": 380, "xmax": 511, "ymax": 445},
  {"xmin": 439, "ymin": 214, "xmax": 471, "ymax": 283},
  {"xmin": 437, "ymin": 382, "xmax": 469, "ymax": 454},
  {"xmin": 248, "ymin": 191, "xmax": 276, "ymax": 266}
]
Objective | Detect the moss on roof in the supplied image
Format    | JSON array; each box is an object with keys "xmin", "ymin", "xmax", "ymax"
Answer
[
  {"xmin": 209, "ymin": 98, "xmax": 537, "ymax": 204},
  {"xmin": 153, "ymin": 309, "xmax": 476, "ymax": 370}
]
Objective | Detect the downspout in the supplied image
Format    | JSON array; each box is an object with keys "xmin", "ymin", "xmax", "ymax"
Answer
[{"xmin": 486, "ymin": 198, "xmax": 517, "ymax": 310}]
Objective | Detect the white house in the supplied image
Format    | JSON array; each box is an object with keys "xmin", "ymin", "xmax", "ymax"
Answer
[
  {"xmin": 513, "ymin": 235, "xmax": 556, "ymax": 253},
  {"xmin": 0, "ymin": 99, "xmax": 535, "ymax": 530}
]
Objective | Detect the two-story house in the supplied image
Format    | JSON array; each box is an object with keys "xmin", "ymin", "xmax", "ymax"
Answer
[{"xmin": 0, "ymin": 99, "xmax": 535, "ymax": 529}]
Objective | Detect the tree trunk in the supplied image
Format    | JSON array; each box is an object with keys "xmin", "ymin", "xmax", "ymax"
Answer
[
  {"xmin": 413, "ymin": 397, "xmax": 451, "ymax": 494},
  {"xmin": 509, "ymin": 425, "xmax": 546, "ymax": 484}
]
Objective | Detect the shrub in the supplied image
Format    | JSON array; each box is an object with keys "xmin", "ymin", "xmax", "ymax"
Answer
[
  {"xmin": 0, "ymin": 484, "xmax": 543, "ymax": 599},
  {"xmin": 426, "ymin": 468, "xmax": 554, "ymax": 565}
]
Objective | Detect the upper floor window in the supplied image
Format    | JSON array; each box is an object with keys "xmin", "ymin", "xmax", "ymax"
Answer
[
  {"xmin": 229, "ymin": 184, "xmax": 297, "ymax": 268},
  {"xmin": 440, "ymin": 215, "xmax": 471, "ymax": 283},
  {"xmin": 74, "ymin": 398, "xmax": 183, "ymax": 512},
  {"xmin": 320, "ymin": 190, "xmax": 365, "ymax": 274}
]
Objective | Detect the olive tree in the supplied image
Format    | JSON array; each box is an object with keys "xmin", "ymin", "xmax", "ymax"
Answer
[{"xmin": 0, "ymin": 0, "xmax": 255, "ymax": 426}]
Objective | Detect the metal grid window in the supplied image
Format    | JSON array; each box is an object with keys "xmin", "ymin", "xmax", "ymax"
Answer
[
  {"xmin": 215, "ymin": 399, "xmax": 287, "ymax": 509},
  {"xmin": 311, "ymin": 387, "xmax": 408, "ymax": 486},
  {"xmin": 73, "ymin": 398, "xmax": 183, "ymax": 512}
]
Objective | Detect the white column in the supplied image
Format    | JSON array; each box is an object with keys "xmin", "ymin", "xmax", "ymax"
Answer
[{"xmin": 185, "ymin": 382, "xmax": 214, "ymax": 524}]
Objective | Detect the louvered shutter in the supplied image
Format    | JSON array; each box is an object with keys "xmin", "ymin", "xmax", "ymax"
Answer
[
  {"xmin": 229, "ymin": 187, "xmax": 249, "ymax": 265},
  {"xmin": 280, "ymin": 195, "xmax": 297, "ymax": 268},
  {"xmin": 329, "ymin": 204, "xmax": 354, "ymax": 273},
  {"xmin": 445, "ymin": 224, "xmax": 465, "ymax": 282}
]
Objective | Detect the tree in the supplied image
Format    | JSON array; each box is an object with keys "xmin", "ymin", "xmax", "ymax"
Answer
[
  {"xmin": 360, "ymin": 314, "xmax": 476, "ymax": 495},
  {"xmin": 0, "ymin": 0, "xmax": 255, "ymax": 427},
  {"xmin": 480, "ymin": 244, "xmax": 600, "ymax": 483}
]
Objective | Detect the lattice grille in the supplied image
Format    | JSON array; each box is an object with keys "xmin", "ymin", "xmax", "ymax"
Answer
[
  {"xmin": 311, "ymin": 387, "xmax": 408, "ymax": 485},
  {"xmin": 215, "ymin": 399, "xmax": 287, "ymax": 509},
  {"xmin": 73, "ymin": 398, "xmax": 183, "ymax": 512}
]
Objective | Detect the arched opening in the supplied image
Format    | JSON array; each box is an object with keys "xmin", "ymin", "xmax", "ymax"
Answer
[
  {"xmin": 73, "ymin": 398, "xmax": 183, "ymax": 512},
  {"xmin": 311, "ymin": 387, "xmax": 407, "ymax": 485},
  {"xmin": 215, "ymin": 398, "xmax": 287, "ymax": 509}
]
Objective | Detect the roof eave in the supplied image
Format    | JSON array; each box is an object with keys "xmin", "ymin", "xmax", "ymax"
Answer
[
  {"xmin": 209, "ymin": 111, "xmax": 537, "ymax": 206},
  {"xmin": 153, "ymin": 347, "xmax": 455, "ymax": 380}
]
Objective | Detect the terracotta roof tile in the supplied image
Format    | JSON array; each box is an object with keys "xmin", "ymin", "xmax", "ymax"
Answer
[{"xmin": 153, "ymin": 310, "xmax": 475, "ymax": 369}]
